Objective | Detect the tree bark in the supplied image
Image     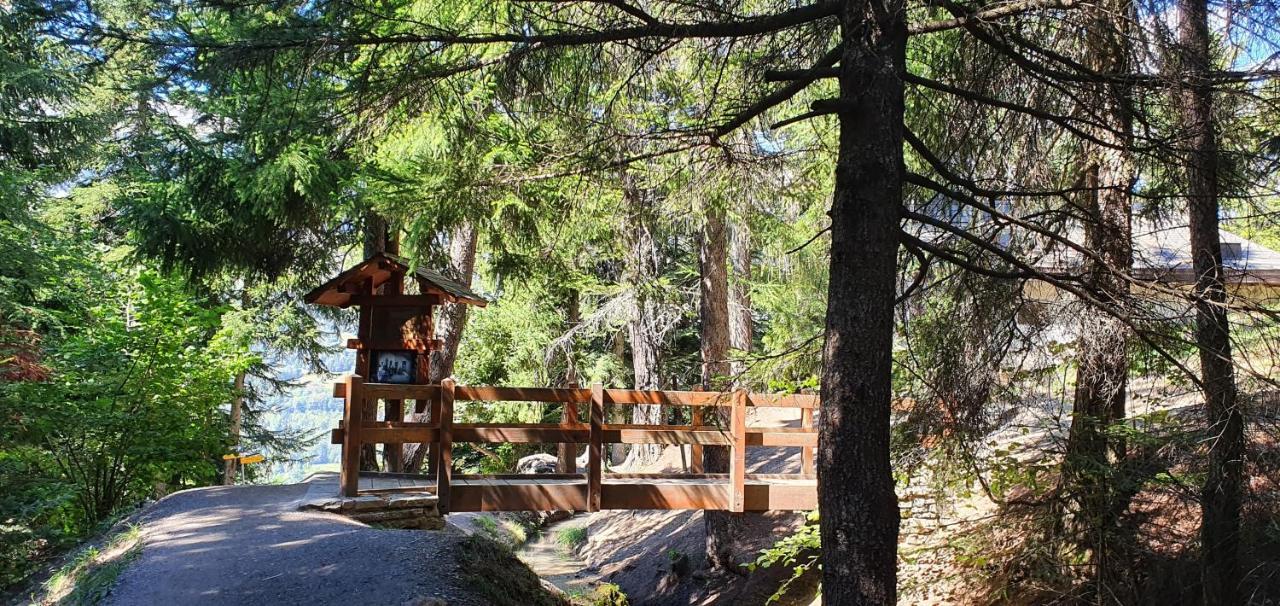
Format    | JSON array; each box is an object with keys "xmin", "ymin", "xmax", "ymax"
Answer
[
  {"xmin": 729, "ymin": 215, "xmax": 753, "ymax": 375},
  {"xmin": 700, "ymin": 203, "xmax": 737, "ymax": 570},
  {"xmin": 621, "ymin": 170, "xmax": 664, "ymax": 467},
  {"xmin": 1061, "ymin": 0, "xmax": 1135, "ymax": 582},
  {"xmin": 404, "ymin": 221, "xmax": 478, "ymax": 472},
  {"xmin": 224, "ymin": 370, "xmax": 245, "ymax": 485},
  {"xmin": 559, "ymin": 288, "xmax": 581, "ymax": 473},
  {"xmin": 360, "ymin": 212, "xmax": 393, "ymax": 470},
  {"xmin": 1176, "ymin": 1, "xmax": 1245, "ymax": 602},
  {"xmin": 819, "ymin": 0, "xmax": 905, "ymax": 602}
]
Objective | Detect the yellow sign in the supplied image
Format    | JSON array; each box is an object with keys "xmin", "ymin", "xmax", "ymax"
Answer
[
  {"xmin": 222, "ymin": 454, "xmax": 238, "ymax": 460},
  {"xmin": 239, "ymin": 454, "xmax": 265, "ymax": 465}
]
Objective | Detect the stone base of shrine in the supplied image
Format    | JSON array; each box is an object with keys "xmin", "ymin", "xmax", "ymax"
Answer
[{"xmin": 300, "ymin": 493, "xmax": 444, "ymax": 530}]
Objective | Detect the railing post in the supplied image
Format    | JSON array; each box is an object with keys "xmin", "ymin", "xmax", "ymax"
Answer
[
  {"xmin": 690, "ymin": 389, "xmax": 704, "ymax": 473},
  {"xmin": 437, "ymin": 379, "xmax": 458, "ymax": 512},
  {"xmin": 341, "ymin": 375, "xmax": 364, "ymax": 497},
  {"xmin": 801, "ymin": 407, "xmax": 815, "ymax": 475},
  {"xmin": 729, "ymin": 390, "xmax": 747, "ymax": 513},
  {"xmin": 384, "ymin": 398, "xmax": 403, "ymax": 472},
  {"xmin": 588, "ymin": 383, "xmax": 604, "ymax": 512},
  {"xmin": 437, "ymin": 378, "xmax": 455, "ymax": 514},
  {"xmin": 427, "ymin": 394, "xmax": 441, "ymax": 475},
  {"xmin": 559, "ymin": 382, "xmax": 580, "ymax": 474}
]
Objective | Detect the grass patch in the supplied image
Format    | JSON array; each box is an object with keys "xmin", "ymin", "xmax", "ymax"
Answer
[
  {"xmin": 37, "ymin": 524, "xmax": 141, "ymax": 605},
  {"xmin": 456, "ymin": 534, "xmax": 568, "ymax": 606},
  {"xmin": 555, "ymin": 527, "xmax": 587, "ymax": 552},
  {"xmin": 568, "ymin": 583, "xmax": 628, "ymax": 606}
]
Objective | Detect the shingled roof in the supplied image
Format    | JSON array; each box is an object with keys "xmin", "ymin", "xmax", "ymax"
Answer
[{"xmin": 304, "ymin": 252, "xmax": 488, "ymax": 308}]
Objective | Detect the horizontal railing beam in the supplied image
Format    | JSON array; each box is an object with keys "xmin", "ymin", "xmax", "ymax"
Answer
[
  {"xmin": 345, "ymin": 380, "xmax": 818, "ymax": 409},
  {"xmin": 332, "ymin": 423, "xmax": 816, "ymax": 447}
]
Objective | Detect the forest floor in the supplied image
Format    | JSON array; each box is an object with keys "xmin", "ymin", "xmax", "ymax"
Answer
[
  {"xmin": 73, "ymin": 475, "xmax": 562, "ymax": 606},
  {"xmin": 449, "ymin": 408, "xmax": 821, "ymax": 606}
]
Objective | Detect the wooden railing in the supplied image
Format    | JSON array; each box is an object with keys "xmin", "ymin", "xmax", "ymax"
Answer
[{"xmin": 330, "ymin": 376, "xmax": 819, "ymax": 513}]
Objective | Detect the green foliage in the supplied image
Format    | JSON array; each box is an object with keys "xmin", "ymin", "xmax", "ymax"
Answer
[
  {"xmin": 556, "ymin": 527, "xmax": 588, "ymax": 551},
  {"xmin": 456, "ymin": 534, "xmax": 569, "ymax": 606},
  {"xmin": 3, "ymin": 268, "xmax": 244, "ymax": 525},
  {"xmin": 579, "ymin": 583, "xmax": 628, "ymax": 606},
  {"xmin": 39, "ymin": 524, "xmax": 142, "ymax": 606},
  {"xmin": 748, "ymin": 511, "xmax": 821, "ymax": 604}
]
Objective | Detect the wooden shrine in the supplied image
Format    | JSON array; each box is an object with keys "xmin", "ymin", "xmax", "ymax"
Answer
[{"xmin": 305, "ymin": 252, "xmax": 486, "ymax": 471}]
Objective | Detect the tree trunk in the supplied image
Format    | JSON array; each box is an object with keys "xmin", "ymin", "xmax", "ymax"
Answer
[
  {"xmin": 559, "ymin": 288, "xmax": 581, "ymax": 473},
  {"xmin": 224, "ymin": 371, "xmax": 245, "ymax": 485},
  {"xmin": 621, "ymin": 170, "xmax": 664, "ymax": 467},
  {"xmin": 729, "ymin": 216, "xmax": 753, "ymax": 375},
  {"xmin": 700, "ymin": 203, "xmax": 737, "ymax": 570},
  {"xmin": 1061, "ymin": 0, "xmax": 1135, "ymax": 583},
  {"xmin": 403, "ymin": 221, "xmax": 478, "ymax": 472},
  {"xmin": 819, "ymin": 0, "xmax": 905, "ymax": 602},
  {"xmin": 1177, "ymin": 1, "xmax": 1245, "ymax": 602},
  {"xmin": 360, "ymin": 212, "xmax": 393, "ymax": 470}
]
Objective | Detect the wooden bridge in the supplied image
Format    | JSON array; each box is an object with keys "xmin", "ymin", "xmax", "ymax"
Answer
[{"xmin": 330, "ymin": 377, "xmax": 819, "ymax": 513}]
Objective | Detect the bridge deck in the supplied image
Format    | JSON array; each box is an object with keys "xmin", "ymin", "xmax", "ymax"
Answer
[{"xmin": 358, "ymin": 472, "xmax": 817, "ymax": 512}]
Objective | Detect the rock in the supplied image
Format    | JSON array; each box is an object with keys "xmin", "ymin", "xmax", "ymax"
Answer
[
  {"xmin": 669, "ymin": 551, "xmax": 690, "ymax": 577},
  {"xmin": 351, "ymin": 495, "xmax": 389, "ymax": 511},
  {"xmin": 387, "ymin": 494, "xmax": 438, "ymax": 509},
  {"xmin": 403, "ymin": 598, "xmax": 447, "ymax": 606},
  {"xmin": 516, "ymin": 453, "xmax": 560, "ymax": 474}
]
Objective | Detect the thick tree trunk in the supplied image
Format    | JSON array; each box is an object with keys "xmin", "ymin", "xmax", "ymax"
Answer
[
  {"xmin": 729, "ymin": 216, "xmax": 753, "ymax": 374},
  {"xmin": 621, "ymin": 170, "xmax": 664, "ymax": 467},
  {"xmin": 559, "ymin": 288, "xmax": 581, "ymax": 472},
  {"xmin": 1061, "ymin": 0, "xmax": 1135, "ymax": 582},
  {"xmin": 404, "ymin": 221, "xmax": 478, "ymax": 472},
  {"xmin": 1177, "ymin": 2, "xmax": 1244, "ymax": 602},
  {"xmin": 430, "ymin": 221, "xmax": 478, "ymax": 382},
  {"xmin": 700, "ymin": 204, "xmax": 737, "ymax": 570},
  {"xmin": 360, "ymin": 212, "xmax": 393, "ymax": 470},
  {"xmin": 224, "ymin": 371, "xmax": 245, "ymax": 485},
  {"xmin": 819, "ymin": 0, "xmax": 905, "ymax": 603}
]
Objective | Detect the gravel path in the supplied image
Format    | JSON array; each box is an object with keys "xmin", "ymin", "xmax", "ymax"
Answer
[{"xmin": 102, "ymin": 475, "xmax": 482, "ymax": 606}]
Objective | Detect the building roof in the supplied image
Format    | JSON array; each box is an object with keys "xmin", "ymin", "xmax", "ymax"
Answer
[
  {"xmin": 1038, "ymin": 220, "xmax": 1280, "ymax": 286},
  {"xmin": 304, "ymin": 252, "xmax": 488, "ymax": 308}
]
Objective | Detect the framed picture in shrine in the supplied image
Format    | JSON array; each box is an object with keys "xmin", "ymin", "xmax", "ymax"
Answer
[{"xmin": 371, "ymin": 350, "xmax": 416, "ymax": 384}]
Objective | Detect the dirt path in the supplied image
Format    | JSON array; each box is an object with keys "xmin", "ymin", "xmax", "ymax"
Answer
[
  {"xmin": 101, "ymin": 475, "xmax": 490, "ymax": 606},
  {"xmin": 517, "ymin": 515, "xmax": 599, "ymax": 597}
]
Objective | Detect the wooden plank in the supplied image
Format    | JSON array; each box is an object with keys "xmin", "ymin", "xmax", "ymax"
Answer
[
  {"xmin": 450, "ymin": 482, "xmax": 587, "ymax": 512},
  {"xmin": 801, "ymin": 408, "xmax": 815, "ymax": 475},
  {"xmin": 588, "ymin": 383, "xmax": 604, "ymax": 513},
  {"xmin": 454, "ymin": 386, "xmax": 589, "ymax": 403},
  {"xmin": 746, "ymin": 429, "xmax": 818, "ymax": 447},
  {"xmin": 333, "ymin": 382, "xmax": 347, "ymax": 398},
  {"xmin": 451, "ymin": 424, "xmax": 588, "ymax": 444},
  {"xmin": 347, "ymin": 294, "xmax": 441, "ymax": 307},
  {"xmin": 363, "ymin": 383, "xmax": 442, "ymax": 400},
  {"xmin": 427, "ymin": 390, "xmax": 443, "ymax": 476},
  {"xmin": 746, "ymin": 393, "xmax": 820, "ymax": 409},
  {"xmin": 604, "ymin": 389, "xmax": 734, "ymax": 407},
  {"xmin": 600, "ymin": 389, "xmax": 819, "ymax": 409},
  {"xmin": 333, "ymin": 423, "xmax": 806, "ymax": 447},
  {"xmin": 690, "ymin": 389, "xmax": 704, "ymax": 473},
  {"xmin": 602, "ymin": 482, "xmax": 727, "ymax": 510},
  {"xmin": 341, "ymin": 376, "xmax": 364, "ymax": 497},
  {"xmin": 729, "ymin": 390, "xmax": 746, "ymax": 513},
  {"xmin": 743, "ymin": 482, "xmax": 818, "ymax": 511},
  {"xmin": 559, "ymin": 395, "xmax": 579, "ymax": 474},
  {"xmin": 362, "ymin": 426, "xmax": 439, "ymax": 444},
  {"xmin": 609, "ymin": 426, "xmax": 731, "ymax": 446},
  {"xmin": 437, "ymin": 378, "xmax": 455, "ymax": 514},
  {"xmin": 384, "ymin": 398, "xmax": 403, "ymax": 472}
]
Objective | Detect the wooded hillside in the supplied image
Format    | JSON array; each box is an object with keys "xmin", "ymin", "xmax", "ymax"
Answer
[{"xmin": 4, "ymin": 0, "xmax": 1280, "ymax": 603}]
